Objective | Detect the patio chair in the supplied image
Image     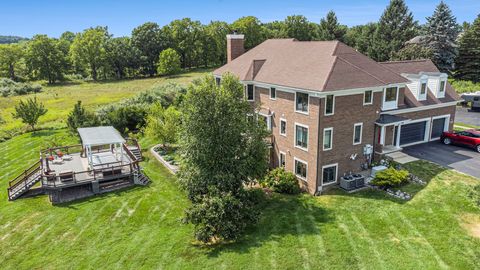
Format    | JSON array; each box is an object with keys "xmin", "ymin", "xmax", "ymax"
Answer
[
  {"xmin": 52, "ymin": 157, "xmax": 64, "ymax": 164},
  {"xmin": 59, "ymin": 170, "xmax": 74, "ymax": 182},
  {"xmin": 62, "ymin": 154, "xmax": 73, "ymax": 161}
]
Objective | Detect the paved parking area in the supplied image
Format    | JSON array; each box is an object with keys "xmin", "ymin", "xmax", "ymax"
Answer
[
  {"xmin": 403, "ymin": 141, "xmax": 480, "ymax": 179},
  {"xmin": 456, "ymin": 106, "xmax": 480, "ymax": 126}
]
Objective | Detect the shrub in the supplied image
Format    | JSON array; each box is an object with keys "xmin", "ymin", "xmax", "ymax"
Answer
[
  {"xmin": 262, "ymin": 167, "xmax": 301, "ymax": 194},
  {"xmin": 66, "ymin": 101, "xmax": 100, "ymax": 133},
  {"xmin": 157, "ymin": 48, "xmax": 182, "ymax": 75},
  {"xmin": 100, "ymin": 104, "xmax": 148, "ymax": 134},
  {"xmin": 0, "ymin": 78, "xmax": 42, "ymax": 96},
  {"xmin": 371, "ymin": 167, "xmax": 409, "ymax": 188}
]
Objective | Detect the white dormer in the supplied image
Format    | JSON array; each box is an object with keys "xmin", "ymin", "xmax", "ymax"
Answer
[
  {"xmin": 404, "ymin": 74, "xmax": 428, "ymax": 101},
  {"xmin": 425, "ymin": 72, "xmax": 448, "ymax": 99}
]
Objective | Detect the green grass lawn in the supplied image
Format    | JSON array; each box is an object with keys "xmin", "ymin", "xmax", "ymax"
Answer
[
  {"xmin": 0, "ymin": 69, "xmax": 209, "ymax": 135},
  {"xmin": 1, "ymin": 130, "xmax": 479, "ymax": 269}
]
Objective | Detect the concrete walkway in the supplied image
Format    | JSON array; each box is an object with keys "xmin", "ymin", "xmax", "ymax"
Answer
[{"xmin": 385, "ymin": 151, "xmax": 419, "ymax": 164}]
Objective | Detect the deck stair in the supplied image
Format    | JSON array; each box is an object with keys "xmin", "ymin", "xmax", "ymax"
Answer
[
  {"xmin": 137, "ymin": 172, "xmax": 151, "ymax": 186},
  {"xmin": 7, "ymin": 161, "xmax": 42, "ymax": 201},
  {"xmin": 99, "ymin": 179, "xmax": 133, "ymax": 193},
  {"xmin": 129, "ymin": 147, "xmax": 142, "ymax": 161}
]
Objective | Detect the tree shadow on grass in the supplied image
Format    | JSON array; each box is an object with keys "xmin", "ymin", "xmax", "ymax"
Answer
[{"xmin": 201, "ymin": 194, "xmax": 334, "ymax": 257}]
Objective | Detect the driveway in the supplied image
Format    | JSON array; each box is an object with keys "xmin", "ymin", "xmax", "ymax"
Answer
[
  {"xmin": 403, "ymin": 141, "xmax": 480, "ymax": 179},
  {"xmin": 456, "ymin": 106, "xmax": 480, "ymax": 127}
]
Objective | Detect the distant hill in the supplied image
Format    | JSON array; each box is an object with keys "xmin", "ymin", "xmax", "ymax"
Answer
[{"xmin": 0, "ymin": 35, "xmax": 28, "ymax": 44}]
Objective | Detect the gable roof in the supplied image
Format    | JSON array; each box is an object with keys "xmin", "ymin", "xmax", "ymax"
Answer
[
  {"xmin": 78, "ymin": 126, "xmax": 125, "ymax": 147},
  {"xmin": 214, "ymin": 39, "xmax": 408, "ymax": 92}
]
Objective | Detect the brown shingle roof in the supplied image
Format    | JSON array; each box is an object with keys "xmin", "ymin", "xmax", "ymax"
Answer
[{"xmin": 214, "ymin": 39, "xmax": 408, "ymax": 92}]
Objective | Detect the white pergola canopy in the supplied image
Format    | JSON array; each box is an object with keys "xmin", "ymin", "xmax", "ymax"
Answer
[{"xmin": 78, "ymin": 126, "xmax": 125, "ymax": 147}]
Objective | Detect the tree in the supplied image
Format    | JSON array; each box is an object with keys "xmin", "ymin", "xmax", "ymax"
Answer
[
  {"xmin": 13, "ymin": 97, "xmax": 47, "ymax": 130},
  {"xmin": 163, "ymin": 18, "xmax": 203, "ymax": 68},
  {"xmin": 230, "ymin": 16, "xmax": 267, "ymax": 50},
  {"xmin": 25, "ymin": 35, "xmax": 67, "ymax": 84},
  {"xmin": 157, "ymin": 48, "xmax": 181, "ymax": 75},
  {"xmin": 179, "ymin": 73, "xmax": 269, "ymax": 243},
  {"xmin": 0, "ymin": 43, "xmax": 24, "ymax": 80},
  {"xmin": 203, "ymin": 21, "xmax": 230, "ymax": 65},
  {"xmin": 345, "ymin": 23, "xmax": 378, "ymax": 57},
  {"xmin": 70, "ymin": 27, "xmax": 109, "ymax": 81},
  {"xmin": 283, "ymin": 15, "xmax": 316, "ymax": 41},
  {"xmin": 372, "ymin": 0, "xmax": 418, "ymax": 61},
  {"xmin": 318, "ymin": 11, "xmax": 347, "ymax": 41},
  {"xmin": 425, "ymin": 1, "xmax": 460, "ymax": 73},
  {"xmin": 264, "ymin": 21, "xmax": 287, "ymax": 39},
  {"xmin": 131, "ymin": 22, "xmax": 164, "ymax": 76},
  {"xmin": 106, "ymin": 37, "xmax": 141, "ymax": 79},
  {"xmin": 455, "ymin": 15, "xmax": 480, "ymax": 82},
  {"xmin": 391, "ymin": 44, "xmax": 433, "ymax": 60},
  {"xmin": 145, "ymin": 103, "xmax": 181, "ymax": 147},
  {"xmin": 66, "ymin": 101, "xmax": 99, "ymax": 133}
]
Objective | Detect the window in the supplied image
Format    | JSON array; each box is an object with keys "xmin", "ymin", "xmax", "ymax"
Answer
[
  {"xmin": 325, "ymin": 95, "xmax": 334, "ymax": 115},
  {"xmin": 279, "ymin": 152, "xmax": 286, "ymax": 168},
  {"xmin": 322, "ymin": 164, "xmax": 338, "ymax": 185},
  {"xmin": 246, "ymin": 84, "xmax": 254, "ymax": 101},
  {"xmin": 364, "ymin": 90, "xmax": 373, "ymax": 105},
  {"xmin": 323, "ymin": 127, "xmax": 333, "ymax": 151},
  {"xmin": 353, "ymin": 123, "xmax": 362, "ymax": 145},
  {"xmin": 419, "ymin": 82, "xmax": 427, "ymax": 100},
  {"xmin": 270, "ymin": 87, "xmax": 276, "ymax": 100},
  {"xmin": 439, "ymin": 80, "xmax": 446, "ymax": 95},
  {"xmin": 279, "ymin": 119, "xmax": 287, "ymax": 136},
  {"xmin": 385, "ymin": 87, "xmax": 397, "ymax": 102},
  {"xmin": 258, "ymin": 114, "xmax": 271, "ymax": 131},
  {"xmin": 295, "ymin": 124, "xmax": 308, "ymax": 150},
  {"xmin": 294, "ymin": 158, "xmax": 307, "ymax": 180},
  {"xmin": 215, "ymin": 77, "xmax": 221, "ymax": 86},
  {"xmin": 295, "ymin": 92, "xmax": 309, "ymax": 113}
]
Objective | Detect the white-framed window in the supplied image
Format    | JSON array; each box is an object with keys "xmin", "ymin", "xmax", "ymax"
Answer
[
  {"xmin": 279, "ymin": 151, "xmax": 286, "ymax": 168},
  {"xmin": 295, "ymin": 92, "xmax": 309, "ymax": 114},
  {"xmin": 353, "ymin": 122, "xmax": 363, "ymax": 145},
  {"xmin": 323, "ymin": 127, "xmax": 333, "ymax": 151},
  {"xmin": 294, "ymin": 123, "xmax": 308, "ymax": 151},
  {"xmin": 322, "ymin": 163, "xmax": 338, "ymax": 186},
  {"xmin": 438, "ymin": 80, "xmax": 446, "ymax": 98},
  {"xmin": 294, "ymin": 157, "xmax": 307, "ymax": 181},
  {"xmin": 258, "ymin": 114, "xmax": 271, "ymax": 131},
  {"xmin": 279, "ymin": 118, "xmax": 287, "ymax": 136},
  {"xmin": 325, "ymin": 94, "xmax": 335, "ymax": 115},
  {"xmin": 419, "ymin": 81, "xmax": 427, "ymax": 101},
  {"xmin": 382, "ymin": 86, "xmax": 398, "ymax": 110},
  {"xmin": 246, "ymin": 84, "xmax": 254, "ymax": 101},
  {"xmin": 270, "ymin": 87, "xmax": 276, "ymax": 100},
  {"xmin": 363, "ymin": 90, "xmax": 373, "ymax": 105}
]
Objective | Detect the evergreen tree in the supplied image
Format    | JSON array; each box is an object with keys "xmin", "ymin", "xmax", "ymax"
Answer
[
  {"xmin": 425, "ymin": 1, "xmax": 460, "ymax": 73},
  {"xmin": 372, "ymin": 0, "xmax": 418, "ymax": 61},
  {"xmin": 66, "ymin": 101, "xmax": 99, "ymax": 133},
  {"xmin": 318, "ymin": 11, "xmax": 347, "ymax": 41},
  {"xmin": 455, "ymin": 15, "xmax": 480, "ymax": 82}
]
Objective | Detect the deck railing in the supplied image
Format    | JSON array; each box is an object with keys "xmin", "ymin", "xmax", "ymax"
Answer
[{"xmin": 8, "ymin": 160, "xmax": 41, "ymax": 188}]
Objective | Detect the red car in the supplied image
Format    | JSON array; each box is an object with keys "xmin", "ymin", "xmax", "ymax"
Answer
[{"xmin": 441, "ymin": 129, "xmax": 480, "ymax": 153}]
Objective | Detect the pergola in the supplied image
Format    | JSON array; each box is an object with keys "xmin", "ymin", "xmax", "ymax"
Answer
[{"xmin": 77, "ymin": 126, "xmax": 126, "ymax": 169}]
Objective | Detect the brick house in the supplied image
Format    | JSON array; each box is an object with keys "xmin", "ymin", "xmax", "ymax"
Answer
[{"xmin": 213, "ymin": 34, "xmax": 459, "ymax": 194}]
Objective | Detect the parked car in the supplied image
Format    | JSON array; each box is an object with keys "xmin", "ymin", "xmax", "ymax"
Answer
[{"xmin": 441, "ymin": 129, "xmax": 480, "ymax": 152}]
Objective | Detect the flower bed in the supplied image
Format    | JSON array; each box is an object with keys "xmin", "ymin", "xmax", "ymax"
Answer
[{"xmin": 150, "ymin": 144, "xmax": 180, "ymax": 173}]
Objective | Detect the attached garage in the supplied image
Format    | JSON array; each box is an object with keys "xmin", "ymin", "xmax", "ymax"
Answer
[
  {"xmin": 430, "ymin": 116, "xmax": 449, "ymax": 140},
  {"xmin": 400, "ymin": 121, "xmax": 428, "ymax": 146}
]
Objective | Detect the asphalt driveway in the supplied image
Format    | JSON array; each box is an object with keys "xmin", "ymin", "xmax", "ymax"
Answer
[
  {"xmin": 456, "ymin": 106, "xmax": 480, "ymax": 126},
  {"xmin": 403, "ymin": 141, "xmax": 480, "ymax": 179}
]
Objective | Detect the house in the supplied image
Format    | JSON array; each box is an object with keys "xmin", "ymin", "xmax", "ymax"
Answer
[
  {"xmin": 213, "ymin": 34, "xmax": 459, "ymax": 194},
  {"xmin": 7, "ymin": 126, "xmax": 150, "ymax": 203}
]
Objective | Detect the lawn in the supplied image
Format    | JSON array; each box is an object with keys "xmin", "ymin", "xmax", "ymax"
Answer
[
  {"xmin": 0, "ymin": 69, "xmax": 209, "ymax": 135},
  {"xmin": 0, "ymin": 130, "xmax": 479, "ymax": 269}
]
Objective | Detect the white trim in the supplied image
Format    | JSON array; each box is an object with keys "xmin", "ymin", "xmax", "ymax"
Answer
[
  {"xmin": 418, "ymin": 81, "xmax": 427, "ymax": 101},
  {"xmin": 279, "ymin": 118, "xmax": 287, "ymax": 136},
  {"xmin": 257, "ymin": 112, "xmax": 272, "ymax": 131},
  {"xmin": 294, "ymin": 157, "xmax": 308, "ymax": 181},
  {"xmin": 353, "ymin": 122, "xmax": 363, "ymax": 145},
  {"xmin": 226, "ymin": 34, "xmax": 244, "ymax": 39},
  {"xmin": 324, "ymin": 94, "xmax": 335, "ymax": 116},
  {"xmin": 363, "ymin": 90, "xmax": 373, "ymax": 105},
  {"xmin": 323, "ymin": 127, "xmax": 333, "ymax": 151},
  {"xmin": 279, "ymin": 151, "xmax": 286, "ymax": 168},
  {"xmin": 294, "ymin": 91, "xmax": 310, "ymax": 115},
  {"xmin": 380, "ymin": 125, "xmax": 386, "ymax": 145},
  {"xmin": 430, "ymin": 114, "xmax": 450, "ymax": 140},
  {"xmin": 270, "ymin": 87, "xmax": 277, "ymax": 100},
  {"xmin": 437, "ymin": 79, "xmax": 447, "ymax": 98},
  {"xmin": 381, "ymin": 101, "xmax": 458, "ymax": 115},
  {"xmin": 321, "ymin": 163, "xmax": 338, "ymax": 186},
  {"xmin": 246, "ymin": 84, "xmax": 255, "ymax": 101},
  {"xmin": 382, "ymin": 86, "xmax": 399, "ymax": 111},
  {"xmin": 294, "ymin": 122, "xmax": 309, "ymax": 152}
]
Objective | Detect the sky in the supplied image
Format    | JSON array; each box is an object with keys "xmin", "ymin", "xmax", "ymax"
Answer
[{"xmin": 1, "ymin": 0, "xmax": 479, "ymax": 38}]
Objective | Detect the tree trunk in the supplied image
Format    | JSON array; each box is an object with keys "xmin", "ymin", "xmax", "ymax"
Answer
[
  {"xmin": 9, "ymin": 63, "xmax": 15, "ymax": 81},
  {"xmin": 92, "ymin": 65, "xmax": 98, "ymax": 81}
]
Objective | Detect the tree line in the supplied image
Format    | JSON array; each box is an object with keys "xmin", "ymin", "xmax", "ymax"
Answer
[{"xmin": 0, "ymin": 0, "xmax": 478, "ymax": 83}]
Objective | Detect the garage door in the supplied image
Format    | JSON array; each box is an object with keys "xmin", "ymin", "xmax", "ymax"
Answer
[
  {"xmin": 431, "ymin": 117, "xmax": 446, "ymax": 139},
  {"xmin": 400, "ymin": 121, "xmax": 427, "ymax": 146}
]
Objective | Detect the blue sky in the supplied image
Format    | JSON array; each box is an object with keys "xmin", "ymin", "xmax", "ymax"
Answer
[{"xmin": 1, "ymin": 0, "xmax": 479, "ymax": 38}]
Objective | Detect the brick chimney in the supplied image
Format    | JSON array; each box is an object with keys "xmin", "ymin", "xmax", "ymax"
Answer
[{"xmin": 227, "ymin": 31, "xmax": 245, "ymax": 63}]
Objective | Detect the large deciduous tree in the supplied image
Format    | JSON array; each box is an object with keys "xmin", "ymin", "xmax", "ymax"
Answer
[
  {"xmin": 455, "ymin": 14, "xmax": 480, "ymax": 82},
  {"xmin": 372, "ymin": 0, "xmax": 418, "ymax": 61},
  {"xmin": 106, "ymin": 37, "xmax": 141, "ymax": 79},
  {"xmin": 13, "ymin": 97, "xmax": 47, "ymax": 131},
  {"xmin": 131, "ymin": 22, "xmax": 164, "ymax": 76},
  {"xmin": 283, "ymin": 15, "xmax": 316, "ymax": 41},
  {"xmin": 179, "ymin": 73, "xmax": 269, "ymax": 243},
  {"xmin": 0, "ymin": 43, "xmax": 24, "ymax": 80},
  {"xmin": 345, "ymin": 23, "xmax": 378, "ymax": 57},
  {"xmin": 318, "ymin": 11, "xmax": 347, "ymax": 41},
  {"xmin": 425, "ymin": 1, "xmax": 460, "ymax": 73},
  {"xmin": 230, "ymin": 16, "xmax": 267, "ymax": 50},
  {"xmin": 70, "ymin": 27, "xmax": 109, "ymax": 81},
  {"xmin": 25, "ymin": 35, "xmax": 68, "ymax": 84},
  {"xmin": 163, "ymin": 18, "xmax": 203, "ymax": 68}
]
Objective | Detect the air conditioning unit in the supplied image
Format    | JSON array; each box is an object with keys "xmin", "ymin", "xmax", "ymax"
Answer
[{"xmin": 340, "ymin": 176, "xmax": 357, "ymax": 191}]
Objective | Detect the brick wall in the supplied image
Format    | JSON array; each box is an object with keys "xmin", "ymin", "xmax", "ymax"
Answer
[{"xmin": 227, "ymin": 36, "xmax": 244, "ymax": 63}]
